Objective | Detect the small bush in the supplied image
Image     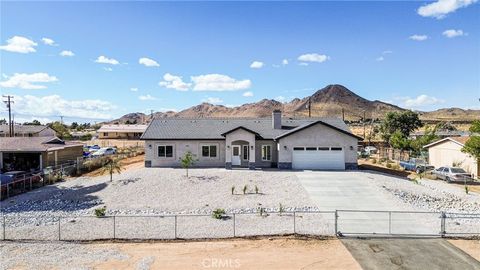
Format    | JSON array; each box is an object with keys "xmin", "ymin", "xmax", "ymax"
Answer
[
  {"xmin": 386, "ymin": 163, "xmax": 392, "ymax": 168},
  {"xmin": 465, "ymin": 185, "xmax": 469, "ymax": 194},
  {"xmin": 371, "ymin": 158, "xmax": 377, "ymax": 164},
  {"xmin": 94, "ymin": 206, "xmax": 106, "ymax": 217},
  {"xmin": 243, "ymin": 185, "xmax": 248, "ymax": 194},
  {"xmin": 212, "ymin": 208, "xmax": 226, "ymax": 219},
  {"xmin": 258, "ymin": 207, "xmax": 266, "ymax": 217},
  {"xmin": 279, "ymin": 203, "xmax": 284, "ymax": 215},
  {"xmin": 231, "ymin": 186, "xmax": 235, "ymax": 195},
  {"xmin": 391, "ymin": 164, "xmax": 400, "ymax": 170},
  {"xmin": 255, "ymin": 185, "xmax": 259, "ymax": 194},
  {"xmin": 379, "ymin": 158, "xmax": 386, "ymax": 163}
]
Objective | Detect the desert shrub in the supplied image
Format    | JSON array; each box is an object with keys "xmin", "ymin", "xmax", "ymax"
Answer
[
  {"xmin": 386, "ymin": 163, "xmax": 392, "ymax": 168},
  {"xmin": 371, "ymin": 158, "xmax": 377, "ymax": 164},
  {"xmin": 279, "ymin": 203, "xmax": 285, "ymax": 215},
  {"xmin": 231, "ymin": 186, "xmax": 235, "ymax": 195},
  {"xmin": 258, "ymin": 207, "xmax": 266, "ymax": 217},
  {"xmin": 255, "ymin": 185, "xmax": 259, "ymax": 194},
  {"xmin": 212, "ymin": 208, "xmax": 226, "ymax": 219},
  {"xmin": 465, "ymin": 186, "xmax": 469, "ymax": 194},
  {"xmin": 391, "ymin": 164, "xmax": 401, "ymax": 170},
  {"xmin": 243, "ymin": 185, "xmax": 248, "ymax": 194},
  {"xmin": 94, "ymin": 206, "xmax": 106, "ymax": 217},
  {"xmin": 379, "ymin": 158, "xmax": 387, "ymax": 163}
]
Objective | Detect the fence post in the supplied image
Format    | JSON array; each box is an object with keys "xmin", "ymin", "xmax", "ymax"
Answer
[
  {"xmin": 293, "ymin": 212, "xmax": 296, "ymax": 235},
  {"xmin": 440, "ymin": 212, "xmax": 446, "ymax": 237},
  {"xmin": 334, "ymin": 210, "xmax": 338, "ymax": 236},
  {"xmin": 233, "ymin": 213, "xmax": 236, "ymax": 237},
  {"xmin": 113, "ymin": 216, "xmax": 116, "ymax": 240},
  {"xmin": 389, "ymin": 211, "xmax": 392, "ymax": 234},
  {"xmin": 3, "ymin": 215, "xmax": 6, "ymax": 240},
  {"xmin": 58, "ymin": 217, "xmax": 61, "ymax": 241},
  {"xmin": 174, "ymin": 215, "xmax": 177, "ymax": 239}
]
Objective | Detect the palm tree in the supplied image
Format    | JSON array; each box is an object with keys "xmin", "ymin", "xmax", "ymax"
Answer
[{"xmin": 100, "ymin": 157, "xmax": 124, "ymax": 182}]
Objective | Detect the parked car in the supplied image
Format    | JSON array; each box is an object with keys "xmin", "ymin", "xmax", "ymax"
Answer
[
  {"xmin": 91, "ymin": 147, "xmax": 116, "ymax": 157},
  {"xmin": 432, "ymin": 167, "xmax": 473, "ymax": 183},
  {"xmin": 399, "ymin": 158, "xmax": 434, "ymax": 173},
  {"xmin": 364, "ymin": 146, "xmax": 378, "ymax": 154},
  {"xmin": 0, "ymin": 171, "xmax": 27, "ymax": 185}
]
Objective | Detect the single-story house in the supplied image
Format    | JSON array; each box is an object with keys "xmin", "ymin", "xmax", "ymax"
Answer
[
  {"xmin": 141, "ymin": 110, "xmax": 362, "ymax": 170},
  {"xmin": 0, "ymin": 125, "xmax": 56, "ymax": 137},
  {"xmin": 424, "ymin": 137, "xmax": 479, "ymax": 178},
  {"xmin": 0, "ymin": 136, "xmax": 83, "ymax": 172},
  {"xmin": 97, "ymin": 124, "xmax": 148, "ymax": 140}
]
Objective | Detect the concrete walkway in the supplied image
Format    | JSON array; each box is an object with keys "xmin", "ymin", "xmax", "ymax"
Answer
[{"xmin": 341, "ymin": 238, "xmax": 480, "ymax": 270}]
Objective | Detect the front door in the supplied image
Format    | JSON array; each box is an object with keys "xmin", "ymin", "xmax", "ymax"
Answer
[{"xmin": 232, "ymin": 146, "xmax": 241, "ymax": 166}]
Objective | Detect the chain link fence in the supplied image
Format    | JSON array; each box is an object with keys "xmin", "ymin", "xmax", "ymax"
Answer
[{"xmin": 0, "ymin": 210, "xmax": 478, "ymax": 241}]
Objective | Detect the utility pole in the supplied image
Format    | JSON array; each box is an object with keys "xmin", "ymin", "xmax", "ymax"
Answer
[
  {"xmin": 59, "ymin": 116, "xmax": 64, "ymax": 124},
  {"xmin": 2, "ymin": 95, "xmax": 14, "ymax": 137},
  {"xmin": 342, "ymin": 108, "xmax": 345, "ymax": 121},
  {"xmin": 307, "ymin": 97, "xmax": 311, "ymax": 118},
  {"xmin": 363, "ymin": 111, "xmax": 366, "ymax": 139}
]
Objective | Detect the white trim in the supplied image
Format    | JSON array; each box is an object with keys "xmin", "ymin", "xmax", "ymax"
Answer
[
  {"xmin": 261, "ymin": 145, "xmax": 272, "ymax": 161},
  {"xmin": 423, "ymin": 137, "xmax": 466, "ymax": 149}
]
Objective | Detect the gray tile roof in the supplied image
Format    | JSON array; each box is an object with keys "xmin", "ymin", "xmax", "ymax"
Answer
[
  {"xmin": 0, "ymin": 125, "xmax": 49, "ymax": 135},
  {"xmin": 0, "ymin": 136, "xmax": 83, "ymax": 152},
  {"xmin": 141, "ymin": 117, "xmax": 354, "ymax": 140}
]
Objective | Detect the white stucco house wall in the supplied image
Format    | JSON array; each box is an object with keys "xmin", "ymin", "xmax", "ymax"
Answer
[
  {"xmin": 141, "ymin": 110, "xmax": 362, "ymax": 170},
  {"xmin": 424, "ymin": 137, "xmax": 479, "ymax": 178}
]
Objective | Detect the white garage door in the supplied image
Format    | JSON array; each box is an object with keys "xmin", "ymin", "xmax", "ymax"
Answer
[{"xmin": 292, "ymin": 147, "xmax": 345, "ymax": 170}]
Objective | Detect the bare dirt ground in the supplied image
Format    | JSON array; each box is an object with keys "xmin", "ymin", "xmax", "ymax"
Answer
[
  {"xmin": 448, "ymin": 239, "xmax": 480, "ymax": 262},
  {"xmin": 83, "ymin": 154, "xmax": 144, "ymax": 177},
  {"xmin": 1, "ymin": 237, "xmax": 361, "ymax": 270}
]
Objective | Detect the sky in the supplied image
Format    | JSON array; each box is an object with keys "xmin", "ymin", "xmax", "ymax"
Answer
[{"xmin": 0, "ymin": 0, "xmax": 479, "ymax": 124}]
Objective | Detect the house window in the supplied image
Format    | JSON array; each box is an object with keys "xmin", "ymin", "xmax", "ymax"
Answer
[
  {"xmin": 331, "ymin": 147, "xmax": 342, "ymax": 151},
  {"xmin": 243, "ymin": 145, "xmax": 249, "ymax": 160},
  {"xmin": 261, "ymin": 145, "xmax": 271, "ymax": 161},
  {"xmin": 158, "ymin": 145, "xmax": 174, "ymax": 158},
  {"xmin": 201, "ymin": 145, "xmax": 217, "ymax": 158},
  {"xmin": 103, "ymin": 132, "xmax": 108, "ymax": 137},
  {"xmin": 293, "ymin": 147, "xmax": 305, "ymax": 151},
  {"xmin": 306, "ymin": 147, "xmax": 317, "ymax": 151},
  {"xmin": 318, "ymin": 147, "xmax": 329, "ymax": 151}
]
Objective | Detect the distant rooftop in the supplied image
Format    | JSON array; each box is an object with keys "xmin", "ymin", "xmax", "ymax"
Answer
[
  {"xmin": 0, "ymin": 124, "xmax": 51, "ymax": 135},
  {"xmin": 98, "ymin": 124, "xmax": 148, "ymax": 133},
  {"xmin": 0, "ymin": 136, "xmax": 83, "ymax": 152}
]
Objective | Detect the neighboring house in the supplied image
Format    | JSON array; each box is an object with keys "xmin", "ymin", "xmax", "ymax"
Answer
[
  {"xmin": 0, "ymin": 125, "xmax": 57, "ymax": 137},
  {"xmin": 141, "ymin": 110, "xmax": 362, "ymax": 170},
  {"xmin": 97, "ymin": 124, "xmax": 148, "ymax": 140},
  {"xmin": 424, "ymin": 137, "xmax": 479, "ymax": 178},
  {"xmin": 0, "ymin": 136, "xmax": 83, "ymax": 172},
  {"xmin": 411, "ymin": 130, "xmax": 470, "ymax": 139}
]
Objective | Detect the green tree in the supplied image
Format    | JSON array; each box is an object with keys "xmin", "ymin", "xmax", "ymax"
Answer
[
  {"xmin": 70, "ymin": 122, "xmax": 79, "ymax": 130},
  {"xmin": 179, "ymin": 151, "xmax": 197, "ymax": 177},
  {"xmin": 379, "ymin": 111, "xmax": 423, "ymax": 143},
  {"xmin": 48, "ymin": 121, "xmax": 72, "ymax": 140},
  {"xmin": 389, "ymin": 130, "xmax": 411, "ymax": 154},
  {"xmin": 410, "ymin": 126, "xmax": 439, "ymax": 156},
  {"xmin": 100, "ymin": 157, "xmax": 124, "ymax": 182},
  {"xmin": 24, "ymin": 119, "xmax": 42, "ymax": 125},
  {"xmin": 0, "ymin": 119, "xmax": 6, "ymax": 125},
  {"xmin": 469, "ymin": 120, "xmax": 480, "ymax": 133}
]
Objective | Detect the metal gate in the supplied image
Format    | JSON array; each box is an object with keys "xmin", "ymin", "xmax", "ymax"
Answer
[{"xmin": 335, "ymin": 210, "xmax": 444, "ymax": 236}]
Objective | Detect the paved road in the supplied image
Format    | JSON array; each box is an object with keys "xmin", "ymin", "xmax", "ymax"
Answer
[
  {"xmin": 296, "ymin": 171, "xmax": 440, "ymax": 235},
  {"xmin": 341, "ymin": 238, "xmax": 480, "ymax": 270}
]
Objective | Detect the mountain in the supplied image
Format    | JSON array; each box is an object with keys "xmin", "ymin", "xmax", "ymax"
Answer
[{"xmin": 107, "ymin": 84, "xmax": 479, "ymax": 124}]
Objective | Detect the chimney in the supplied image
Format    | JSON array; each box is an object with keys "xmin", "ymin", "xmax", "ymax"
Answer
[{"xmin": 272, "ymin": 110, "xmax": 282, "ymax": 129}]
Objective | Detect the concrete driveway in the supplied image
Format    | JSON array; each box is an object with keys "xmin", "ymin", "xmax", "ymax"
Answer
[
  {"xmin": 295, "ymin": 171, "xmax": 440, "ymax": 235},
  {"xmin": 295, "ymin": 171, "xmax": 404, "ymax": 211}
]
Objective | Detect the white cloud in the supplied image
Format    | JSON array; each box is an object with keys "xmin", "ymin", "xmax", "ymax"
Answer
[
  {"xmin": 202, "ymin": 97, "xmax": 223, "ymax": 104},
  {"xmin": 59, "ymin": 50, "xmax": 74, "ymax": 57},
  {"xmin": 298, "ymin": 62, "xmax": 309, "ymax": 66},
  {"xmin": 139, "ymin": 57, "xmax": 160, "ymax": 67},
  {"xmin": 282, "ymin": 59, "xmax": 289, "ymax": 65},
  {"xmin": 243, "ymin": 91, "xmax": 254, "ymax": 97},
  {"xmin": 376, "ymin": 56, "xmax": 385, "ymax": 62},
  {"xmin": 298, "ymin": 53, "xmax": 329, "ymax": 63},
  {"xmin": 398, "ymin": 94, "xmax": 444, "ymax": 108},
  {"xmin": 103, "ymin": 67, "xmax": 113, "ymax": 72},
  {"xmin": 0, "ymin": 36, "xmax": 37, "ymax": 53},
  {"xmin": 41, "ymin": 37, "xmax": 57, "ymax": 46},
  {"xmin": 138, "ymin": 94, "xmax": 156, "ymax": 101},
  {"xmin": 95, "ymin": 55, "xmax": 119, "ymax": 65},
  {"xmin": 191, "ymin": 74, "xmax": 251, "ymax": 91},
  {"xmin": 130, "ymin": 87, "xmax": 138, "ymax": 92},
  {"xmin": 0, "ymin": 73, "xmax": 58, "ymax": 89},
  {"xmin": 250, "ymin": 61, "xmax": 264, "ymax": 69},
  {"xmin": 417, "ymin": 0, "xmax": 478, "ymax": 19},
  {"xmin": 442, "ymin": 29, "xmax": 466, "ymax": 38},
  {"xmin": 409, "ymin": 34, "xmax": 428, "ymax": 41},
  {"xmin": 383, "ymin": 50, "xmax": 393, "ymax": 54},
  {"xmin": 10, "ymin": 95, "xmax": 115, "ymax": 120},
  {"xmin": 159, "ymin": 73, "xmax": 191, "ymax": 91}
]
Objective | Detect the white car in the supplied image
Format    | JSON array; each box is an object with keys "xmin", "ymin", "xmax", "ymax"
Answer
[
  {"xmin": 432, "ymin": 167, "xmax": 473, "ymax": 183},
  {"xmin": 91, "ymin": 147, "xmax": 116, "ymax": 157}
]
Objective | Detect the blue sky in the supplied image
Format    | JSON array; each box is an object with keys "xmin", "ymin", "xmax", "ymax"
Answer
[{"xmin": 0, "ymin": 1, "xmax": 479, "ymax": 123}]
